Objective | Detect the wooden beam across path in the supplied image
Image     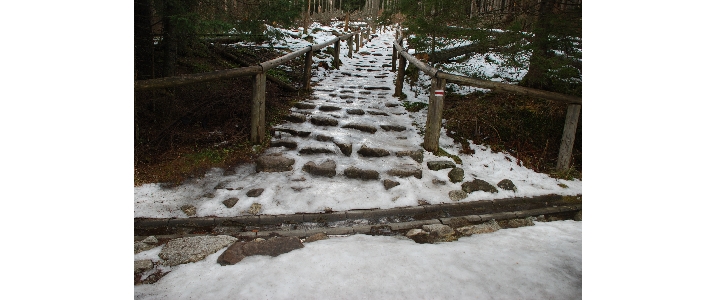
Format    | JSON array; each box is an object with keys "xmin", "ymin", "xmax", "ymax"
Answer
[{"xmin": 134, "ymin": 66, "xmax": 262, "ymax": 91}]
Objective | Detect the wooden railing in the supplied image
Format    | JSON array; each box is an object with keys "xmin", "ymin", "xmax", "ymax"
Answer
[
  {"xmin": 134, "ymin": 28, "xmax": 368, "ymax": 145},
  {"xmin": 391, "ymin": 33, "xmax": 581, "ymax": 171}
]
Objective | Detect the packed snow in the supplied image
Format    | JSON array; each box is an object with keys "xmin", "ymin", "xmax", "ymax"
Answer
[{"xmin": 135, "ymin": 220, "xmax": 581, "ymax": 299}]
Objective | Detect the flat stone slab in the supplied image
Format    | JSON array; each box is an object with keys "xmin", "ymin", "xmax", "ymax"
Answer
[
  {"xmin": 383, "ymin": 179, "xmax": 400, "ymax": 190},
  {"xmin": 448, "ymin": 190, "xmax": 468, "ymax": 201},
  {"xmin": 256, "ymin": 154, "xmax": 295, "ymax": 172},
  {"xmin": 385, "ymin": 102, "xmax": 399, "ymax": 107},
  {"xmin": 310, "ymin": 116, "xmax": 339, "ymax": 126},
  {"xmin": 273, "ymin": 128, "xmax": 311, "ymax": 137},
  {"xmin": 302, "ymin": 160, "xmax": 337, "ymax": 177},
  {"xmin": 427, "ymin": 160, "xmax": 456, "ymax": 171},
  {"xmin": 346, "ymin": 108, "xmax": 365, "ymax": 115},
  {"xmin": 246, "ymin": 188, "xmax": 264, "ymax": 197},
  {"xmin": 135, "ymin": 260, "xmax": 154, "ymax": 273},
  {"xmin": 342, "ymin": 123, "xmax": 377, "ymax": 134},
  {"xmin": 397, "ymin": 150, "xmax": 424, "ymax": 163},
  {"xmin": 367, "ymin": 110, "xmax": 389, "ymax": 116},
  {"xmin": 387, "ymin": 166, "xmax": 422, "ymax": 179},
  {"xmin": 344, "ymin": 166, "xmax": 380, "ymax": 180},
  {"xmin": 422, "ymin": 224, "xmax": 455, "ymax": 238},
  {"xmin": 217, "ymin": 237, "xmax": 304, "ymax": 266},
  {"xmin": 160, "ymin": 235, "xmax": 238, "ymax": 266},
  {"xmin": 223, "ymin": 197, "xmax": 239, "ymax": 208},
  {"xmin": 357, "ymin": 145, "xmax": 390, "ymax": 157},
  {"xmin": 380, "ymin": 124, "xmax": 406, "ymax": 132},
  {"xmin": 316, "ymin": 134, "xmax": 334, "ymax": 142},
  {"xmin": 364, "ymin": 86, "xmax": 392, "ymax": 90},
  {"xmin": 462, "ymin": 179, "xmax": 499, "ymax": 194},
  {"xmin": 270, "ymin": 140, "xmax": 298, "ymax": 149},
  {"xmin": 299, "ymin": 147, "xmax": 336, "ymax": 155},
  {"xmin": 285, "ymin": 113, "xmax": 306, "ymax": 123},
  {"xmin": 456, "ymin": 220, "xmax": 501, "ymax": 236},
  {"xmin": 334, "ymin": 142, "xmax": 352, "ymax": 156},
  {"xmin": 319, "ymin": 105, "xmax": 342, "ymax": 111},
  {"xmin": 294, "ymin": 102, "xmax": 316, "ymax": 109}
]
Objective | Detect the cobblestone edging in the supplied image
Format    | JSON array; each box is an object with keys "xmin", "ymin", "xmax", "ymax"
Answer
[{"xmin": 135, "ymin": 194, "xmax": 581, "ymax": 240}]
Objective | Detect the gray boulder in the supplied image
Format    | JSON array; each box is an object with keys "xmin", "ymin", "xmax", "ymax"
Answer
[
  {"xmin": 383, "ymin": 179, "xmax": 400, "ymax": 190},
  {"xmin": 134, "ymin": 260, "xmax": 154, "ymax": 274},
  {"xmin": 342, "ymin": 123, "xmax": 377, "ymax": 134},
  {"xmin": 246, "ymin": 188, "xmax": 264, "ymax": 197},
  {"xmin": 310, "ymin": 116, "xmax": 339, "ymax": 126},
  {"xmin": 456, "ymin": 220, "xmax": 501, "ymax": 236},
  {"xmin": 344, "ymin": 167, "xmax": 380, "ymax": 180},
  {"xmin": 160, "ymin": 235, "xmax": 238, "ymax": 266},
  {"xmin": 387, "ymin": 166, "xmax": 422, "ymax": 179},
  {"xmin": 396, "ymin": 150, "xmax": 423, "ymax": 163},
  {"xmin": 357, "ymin": 145, "xmax": 390, "ymax": 157},
  {"xmin": 448, "ymin": 190, "xmax": 468, "ymax": 201}
]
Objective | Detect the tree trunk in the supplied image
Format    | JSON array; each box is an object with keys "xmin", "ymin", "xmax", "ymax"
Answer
[
  {"xmin": 519, "ymin": 0, "xmax": 557, "ymax": 91},
  {"xmin": 162, "ymin": 0, "xmax": 179, "ymax": 77},
  {"xmin": 134, "ymin": 0, "xmax": 154, "ymax": 80}
]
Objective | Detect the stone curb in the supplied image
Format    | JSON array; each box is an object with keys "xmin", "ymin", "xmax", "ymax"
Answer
[{"xmin": 135, "ymin": 194, "xmax": 579, "ymax": 229}]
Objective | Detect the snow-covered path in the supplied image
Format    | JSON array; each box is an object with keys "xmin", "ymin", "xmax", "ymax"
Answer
[
  {"xmin": 135, "ymin": 220, "xmax": 581, "ymax": 299},
  {"xmin": 134, "ymin": 24, "xmax": 581, "ymax": 219}
]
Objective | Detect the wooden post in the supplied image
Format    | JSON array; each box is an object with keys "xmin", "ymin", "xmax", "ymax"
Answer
[
  {"xmin": 303, "ymin": 49, "xmax": 313, "ymax": 90},
  {"xmin": 557, "ymin": 104, "xmax": 581, "ymax": 171},
  {"xmin": 357, "ymin": 32, "xmax": 362, "ymax": 49},
  {"xmin": 333, "ymin": 40, "xmax": 340, "ymax": 69},
  {"xmin": 348, "ymin": 35, "xmax": 353, "ymax": 58},
  {"xmin": 394, "ymin": 56, "xmax": 406, "ymax": 98},
  {"xmin": 391, "ymin": 46, "xmax": 397, "ymax": 72},
  {"xmin": 423, "ymin": 77, "xmax": 447, "ymax": 153},
  {"xmin": 250, "ymin": 72, "xmax": 267, "ymax": 145}
]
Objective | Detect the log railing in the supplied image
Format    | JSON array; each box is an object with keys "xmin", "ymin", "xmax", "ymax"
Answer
[
  {"xmin": 392, "ymin": 33, "xmax": 581, "ymax": 171},
  {"xmin": 134, "ymin": 28, "xmax": 368, "ymax": 145}
]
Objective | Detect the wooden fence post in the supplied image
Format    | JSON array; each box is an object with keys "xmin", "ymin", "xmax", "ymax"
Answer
[
  {"xmin": 303, "ymin": 49, "xmax": 313, "ymax": 90},
  {"xmin": 423, "ymin": 77, "xmax": 447, "ymax": 153},
  {"xmin": 358, "ymin": 32, "xmax": 362, "ymax": 49},
  {"xmin": 250, "ymin": 72, "xmax": 267, "ymax": 145},
  {"xmin": 333, "ymin": 40, "xmax": 340, "ymax": 69},
  {"xmin": 557, "ymin": 104, "xmax": 581, "ymax": 171},
  {"xmin": 348, "ymin": 35, "xmax": 353, "ymax": 58},
  {"xmin": 394, "ymin": 55, "xmax": 406, "ymax": 98},
  {"xmin": 391, "ymin": 46, "xmax": 397, "ymax": 72}
]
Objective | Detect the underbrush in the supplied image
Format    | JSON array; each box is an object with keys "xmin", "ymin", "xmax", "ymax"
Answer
[
  {"xmin": 134, "ymin": 44, "xmax": 306, "ymax": 186},
  {"xmin": 442, "ymin": 91, "xmax": 581, "ymax": 178}
]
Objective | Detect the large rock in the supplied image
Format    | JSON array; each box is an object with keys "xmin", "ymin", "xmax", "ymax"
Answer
[
  {"xmin": 256, "ymin": 154, "xmax": 295, "ymax": 172},
  {"xmin": 302, "ymin": 160, "xmax": 337, "ymax": 177},
  {"xmin": 456, "ymin": 220, "xmax": 501, "ymax": 236},
  {"xmin": 427, "ymin": 160, "xmax": 456, "ymax": 171},
  {"xmin": 357, "ymin": 145, "xmax": 390, "ymax": 157},
  {"xmin": 310, "ymin": 116, "xmax": 339, "ymax": 126},
  {"xmin": 159, "ymin": 235, "xmax": 238, "ymax": 266},
  {"xmin": 502, "ymin": 217, "xmax": 535, "ymax": 228},
  {"xmin": 346, "ymin": 108, "xmax": 365, "ymax": 115},
  {"xmin": 294, "ymin": 102, "xmax": 316, "ymax": 109},
  {"xmin": 247, "ymin": 203, "xmax": 262, "ymax": 215},
  {"xmin": 299, "ymin": 147, "xmax": 336, "ymax": 155},
  {"xmin": 334, "ymin": 142, "xmax": 352, "ymax": 156},
  {"xmin": 448, "ymin": 168, "xmax": 464, "ymax": 183},
  {"xmin": 344, "ymin": 167, "xmax": 380, "ymax": 180},
  {"xmin": 285, "ymin": 113, "xmax": 306, "ymax": 123},
  {"xmin": 342, "ymin": 123, "xmax": 377, "ymax": 134},
  {"xmin": 422, "ymin": 224, "xmax": 455, "ymax": 239},
  {"xmin": 180, "ymin": 205, "xmax": 196, "ymax": 216},
  {"xmin": 497, "ymin": 179, "xmax": 517, "ymax": 192},
  {"xmin": 319, "ymin": 105, "xmax": 342, "ymax": 111},
  {"xmin": 366, "ymin": 110, "xmax": 389, "ymax": 116},
  {"xmin": 304, "ymin": 233, "xmax": 328, "ymax": 243},
  {"xmin": 380, "ymin": 125, "xmax": 406, "ymax": 132},
  {"xmin": 461, "ymin": 179, "xmax": 499, "ymax": 193},
  {"xmin": 383, "ymin": 179, "xmax": 400, "ymax": 190},
  {"xmin": 397, "ymin": 150, "xmax": 424, "ymax": 163},
  {"xmin": 217, "ymin": 236, "xmax": 304, "ymax": 266},
  {"xmin": 270, "ymin": 140, "xmax": 298, "ymax": 149},
  {"xmin": 405, "ymin": 229, "xmax": 431, "ymax": 244},
  {"xmin": 246, "ymin": 188, "xmax": 264, "ymax": 197},
  {"xmin": 448, "ymin": 190, "xmax": 468, "ymax": 201},
  {"xmin": 387, "ymin": 166, "xmax": 422, "ymax": 179},
  {"xmin": 222, "ymin": 197, "xmax": 239, "ymax": 208}
]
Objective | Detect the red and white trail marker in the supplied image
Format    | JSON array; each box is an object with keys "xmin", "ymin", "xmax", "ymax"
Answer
[{"xmin": 434, "ymin": 90, "xmax": 445, "ymax": 97}]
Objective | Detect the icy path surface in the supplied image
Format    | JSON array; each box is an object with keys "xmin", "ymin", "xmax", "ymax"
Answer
[
  {"xmin": 134, "ymin": 26, "xmax": 582, "ymax": 218},
  {"xmin": 134, "ymin": 221, "xmax": 582, "ymax": 299}
]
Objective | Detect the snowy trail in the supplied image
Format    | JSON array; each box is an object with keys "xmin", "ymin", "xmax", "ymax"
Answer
[
  {"xmin": 134, "ymin": 220, "xmax": 582, "ymax": 299},
  {"xmin": 134, "ymin": 25, "xmax": 582, "ymax": 219}
]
